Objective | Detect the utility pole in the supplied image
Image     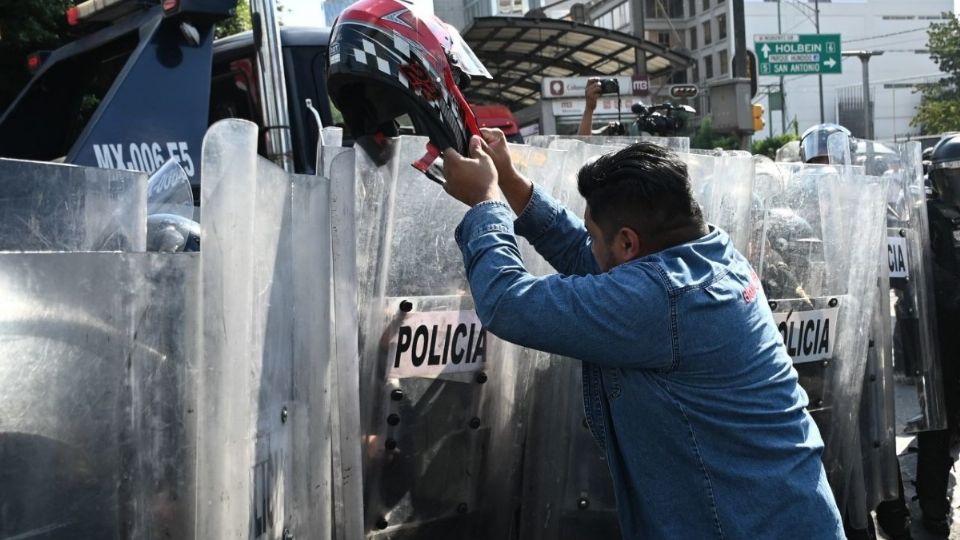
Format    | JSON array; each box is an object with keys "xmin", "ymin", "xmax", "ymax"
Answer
[
  {"xmin": 632, "ymin": 0, "xmax": 647, "ymax": 76},
  {"xmin": 843, "ymin": 50, "xmax": 883, "ymax": 139},
  {"xmin": 733, "ymin": 0, "xmax": 750, "ymax": 149},
  {"xmin": 814, "ymin": 0, "xmax": 824, "ymax": 123},
  {"xmin": 777, "ymin": 0, "xmax": 786, "ymax": 134}
]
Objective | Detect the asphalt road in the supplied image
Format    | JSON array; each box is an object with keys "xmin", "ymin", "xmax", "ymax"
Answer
[{"xmin": 875, "ymin": 380, "xmax": 959, "ymax": 539}]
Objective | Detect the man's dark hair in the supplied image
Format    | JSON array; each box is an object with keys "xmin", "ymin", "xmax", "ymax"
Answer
[{"xmin": 577, "ymin": 141, "xmax": 704, "ymax": 240}]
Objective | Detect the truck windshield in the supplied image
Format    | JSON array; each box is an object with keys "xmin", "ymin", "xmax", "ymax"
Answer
[{"xmin": 0, "ymin": 31, "xmax": 139, "ymax": 162}]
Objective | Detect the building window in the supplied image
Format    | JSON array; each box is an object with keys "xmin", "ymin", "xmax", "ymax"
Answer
[
  {"xmin": 669, "ymin": 0, "xmax": 684, "ymax": 17},
  {"xmin": 657, "ymin": 31, "xmax": 671, "ymax": 46},
  {"xmin": 717, "ymin": 13, "xmax": 727, "ymax": 39},
  {"xmin": 498, "ymin": 0, "xmax": 525, "ymax": 14},
  {"xmin": 689, "ymin": 0, "xmax": 696, "ymax": 16},
  {"xmin": 611, "ymin": 2, "xmax": 631, "ymax": 29},
  {"xmin": 594, "ymin": 11, "xmax": 614, "ymax": 28},
  {"xmin": 691, "ymin": 63, "xmax": 700, "ymax": 83},
  {"xmin": 704, "ymin": 54, "xmax": 713, "ymax": 79},
  {"xmin": 719, "ymin": 50, "xmax": 729, "ymax": 75},
  {"xmin": 670, "ymin": 70, "xmax": 688, "ymax": 84},
  {"xmin": 690, "ymin": 26, "xmax": 698, "ymax": 49},
  {"xmin": 702, "ymin": 0, "xmax": 709, "ymax": 11},
  {"xmin": 702, "ymin": 20, "xmax": 712, "ymax": 45}
]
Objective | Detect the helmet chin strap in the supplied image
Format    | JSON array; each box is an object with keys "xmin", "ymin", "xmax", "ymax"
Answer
[{"xmin": 412, "ymin": 142, "xmax": 445, "ymax": 185}]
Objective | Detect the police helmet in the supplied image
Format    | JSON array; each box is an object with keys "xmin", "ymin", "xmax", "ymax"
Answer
[
  {"xmin": 928, "ymin": 135, "xmax": 960, "ymax": 206},
  {"xmin": 800, "ymin": 123, "xmax": 852, "ymax": 164},
  {"xmin": 147, "ymin": 214, "xmax": 200, "ymax": 253}
]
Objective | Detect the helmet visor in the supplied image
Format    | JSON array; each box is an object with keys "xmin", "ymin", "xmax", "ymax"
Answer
[{"xmin": 446, "ymin": 24, "xmax": 492, "ymax": 79}]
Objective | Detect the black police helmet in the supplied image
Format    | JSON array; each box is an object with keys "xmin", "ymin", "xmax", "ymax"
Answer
[{"xmin": 928, "ymin": 135, "xmax": 960, "ymax": 206}]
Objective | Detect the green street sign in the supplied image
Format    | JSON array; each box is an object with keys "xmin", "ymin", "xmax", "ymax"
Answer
[{"xmin": 754, "ymin": 34, "xmax": 842, "ymax": 76}]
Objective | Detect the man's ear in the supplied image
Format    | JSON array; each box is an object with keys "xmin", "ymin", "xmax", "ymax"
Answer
[{"xmin": 614, "ymin": 226, "xmax": 643, "ymax": 261}]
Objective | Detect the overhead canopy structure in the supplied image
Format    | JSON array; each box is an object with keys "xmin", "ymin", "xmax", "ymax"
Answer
[{"xmin": 462, "ymin": 16, "xmax": 694, "ymax": 109}]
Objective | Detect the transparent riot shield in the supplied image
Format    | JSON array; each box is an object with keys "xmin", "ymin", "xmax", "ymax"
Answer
[
  {"xmin": 525, "ymin": 134, "xmax": 690, "ymax": 154},
  {"xmin": 506, "ymin": 140, "xmax": 625, "ymax": 539},
  {"xmin": 864, "ymin": 141, "xmax": 946, "ymax": 433},
  {"xmin": 0, "ymin": 158, "xmax": 146, "ymax": 250},
  {"xmin": 506, "ymin": 140, "xmax": 759, "ymax": 539},
  {"xmin": 354, "ymin": 136, "xmax": 531, "ymax": 539},
  {"xmin": 750, "ymin": 159, "xmax": 889, "ymax": 527},
  {"xmin": 0, "ymin": 252, "xmax": 199, "ymax": 540},
  {"xmin": 685, "ymin": 150, "xmax": 755, "ymax": 256},
  {"xmin": 197, "ymin": 119, "xmax": 344, "ymax": 539}
]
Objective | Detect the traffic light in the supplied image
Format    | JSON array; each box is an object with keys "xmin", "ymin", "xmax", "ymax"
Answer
[
  {"xmin": 669, "ymin": 84, "xmax": 700, "ymax": 99},
  {"xmin": 752, "ymin": 103, "xmax": 765, "ymax": 132}
]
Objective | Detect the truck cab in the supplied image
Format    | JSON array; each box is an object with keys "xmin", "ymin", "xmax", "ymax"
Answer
[{"xmin": 0, "ymin": 0, "xmax": 340, "ymax": 200}]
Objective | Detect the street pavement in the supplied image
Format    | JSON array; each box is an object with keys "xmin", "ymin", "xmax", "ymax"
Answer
[{"xmin": 876, "ymin": 381, "xmax": 959, "ymax": 539}]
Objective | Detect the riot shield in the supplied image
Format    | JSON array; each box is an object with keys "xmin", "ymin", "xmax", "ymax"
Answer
[
  {"xmin": 750, "ymin": 159, "xmax": 889, "ymax": 527},
  {"xmin": 0, "ymin": 252, "xmax": 199, "ymax": 540},
  {"xmin": 685, "ymin": 150, "xmax": 755, "ymax": 256},
  {"xmin": 508, "ymin": 140, "xmax": 625, "ymax": 539},
  {"xmin": 354, "ymin": 136, "xmax": 532, "ymax": 539},
  {"xmin": 508, "ymin": 140, "xmax": 757, "ymax": 539},
  {"xmin": 525, "ymin": 134, "xmax": 690, "ymax": 154},
  {"xmin": 866, "ymin": 141, "xmax": 946, "ymax": 433},
  {"xmin": 196, "ymin": 119, "xmax": 345, "ymax": 539},
  {"xmin": 0, "ymin": 158, "xmax": 146, "ymax": 251}
]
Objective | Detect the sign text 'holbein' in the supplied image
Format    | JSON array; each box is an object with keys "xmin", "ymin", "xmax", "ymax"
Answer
[{"xmin": 754, "ymin": 34, "xmax": 842, "ymax": 76}]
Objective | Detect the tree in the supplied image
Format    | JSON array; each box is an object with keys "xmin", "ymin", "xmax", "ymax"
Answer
[
  {"xmin": 912, "ymin": 13, "xmax": 960, "ymax": 134},
  {"xmin": 752, "ymin": 133, "xmax": 799, "ymax": 159},
  {"xmin": 690, "ymin": 118, "xmax": 739, "ymax": 151},
  {"xmin": 216, "ymin": 1, "xmax": 253, "ymax": 38},
  {"xmin": 0, "ymin": 0, "xmax": 75, "ymax": 111}
]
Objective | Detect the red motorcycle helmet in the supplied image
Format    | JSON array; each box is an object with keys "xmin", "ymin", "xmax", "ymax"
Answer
[{"xmin": 327, "ymin": 0, "xmax": 491, "ymax": 180}]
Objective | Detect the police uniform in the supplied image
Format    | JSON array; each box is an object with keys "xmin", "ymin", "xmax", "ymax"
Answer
[{"xmin": 915, "ymin": 135, "xmax": 960, "ymax": 533}]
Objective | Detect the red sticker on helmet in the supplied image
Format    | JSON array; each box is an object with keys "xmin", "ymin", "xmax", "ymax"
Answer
[{"xmin": 400, "ymin": 63, "xmax": 441, "ymax": 102}]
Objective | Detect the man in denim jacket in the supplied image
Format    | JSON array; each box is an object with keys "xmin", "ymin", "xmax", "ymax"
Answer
[{"xmin": 441, "ymin": 131, "xmax": 844, "ymax": 539}]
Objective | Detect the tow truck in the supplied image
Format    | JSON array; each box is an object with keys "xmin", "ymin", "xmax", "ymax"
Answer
[{"xmin": 0, "ymin": 0, "xmax": 339, "ymax": 202}]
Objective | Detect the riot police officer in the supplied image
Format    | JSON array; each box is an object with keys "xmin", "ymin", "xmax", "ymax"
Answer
[{"xmin": 915, "ymin": 135, "xmax": 960, "ymax": 535}]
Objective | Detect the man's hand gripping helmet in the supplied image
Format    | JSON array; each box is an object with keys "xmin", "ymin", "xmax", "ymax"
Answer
[{"xmin": 327, "ymin": 0, "xmax": 492, "ymax": 183}]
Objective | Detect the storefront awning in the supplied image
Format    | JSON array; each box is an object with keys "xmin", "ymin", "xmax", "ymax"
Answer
[{"xmin": 463, "ymin": 16, "xmax": 693, "ymax": 109}]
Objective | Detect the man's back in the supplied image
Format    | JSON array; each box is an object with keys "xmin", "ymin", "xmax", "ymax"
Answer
[
  {"xmin": 455, "ymin": 185, "xmax": 844, "ymax": 539},
  {"xmin": 593, "ymin": 227, "xmax": 842, "ymax": 538}
]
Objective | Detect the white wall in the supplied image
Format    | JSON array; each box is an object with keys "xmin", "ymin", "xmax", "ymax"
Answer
[{"xmin": 744, "ymin": 0, "xmax": 950, "ymax": 140}]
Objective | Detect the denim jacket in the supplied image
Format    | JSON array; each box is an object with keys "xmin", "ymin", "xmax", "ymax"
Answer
[{"xmin": 455, "ymin": 186, "xmax": 843, "ymax": 539}]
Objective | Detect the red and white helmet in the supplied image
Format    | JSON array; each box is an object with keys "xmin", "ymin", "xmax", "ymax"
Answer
[{"xmin": 327, "ymin": 0, "xmax": 492, "ymax": 180}]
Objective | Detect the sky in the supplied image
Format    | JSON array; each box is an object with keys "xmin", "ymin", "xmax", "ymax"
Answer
[
  {"xmin": 280, "ymin": 0, "xmax": 437, "ymax": 26},
  {"xmin": 280, "ymin": 0, "xmax": 326, "ymax": 26},
  {"xmin": 279, "ymin": 1, "xmax": 960, "ymax": 28}
]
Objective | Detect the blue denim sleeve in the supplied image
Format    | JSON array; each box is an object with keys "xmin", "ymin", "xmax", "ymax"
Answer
[
  {"xmin": 455, "ymin": 201, "xmax": 673, "ymax": 369},
  {"xmin": 513, "ymin": 184, "xmax": 600, "ymax": 276}
]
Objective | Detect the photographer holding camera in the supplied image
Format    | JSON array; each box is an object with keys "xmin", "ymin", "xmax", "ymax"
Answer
[{"xmin": 578, "ymin": 78, "xmax": 604, "ymax": 136}]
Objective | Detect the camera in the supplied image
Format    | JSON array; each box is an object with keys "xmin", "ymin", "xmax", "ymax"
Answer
[
  {"xmin": 599, "ymin": 78, "xmax": 620, "ymax": 95},
  {"xmin": 630, "ymin": 102, "xmax": 696, "ymax": 136}
]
